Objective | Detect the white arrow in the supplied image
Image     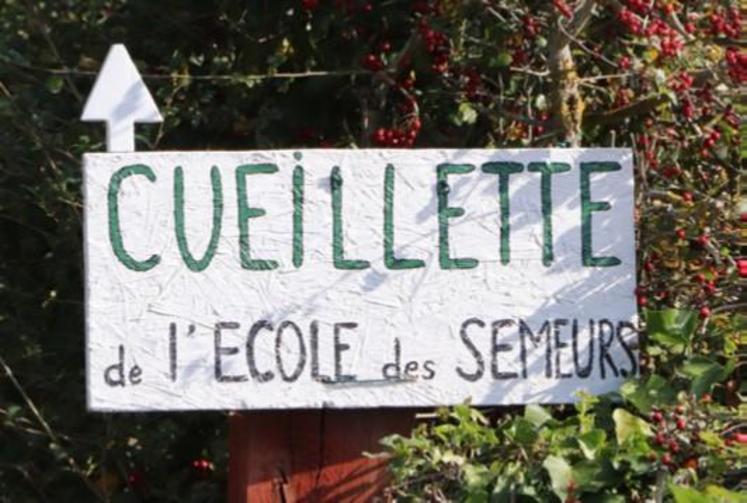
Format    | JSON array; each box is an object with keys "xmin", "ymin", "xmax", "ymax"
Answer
[{"xmin": 81, "ymin": 44, "xmax": 162, "ymax": 152}]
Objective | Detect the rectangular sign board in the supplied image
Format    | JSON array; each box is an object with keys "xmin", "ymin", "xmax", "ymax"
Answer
[{"xmin": 84, "ymin": 148, "xmax": 637, "ymax": 411}]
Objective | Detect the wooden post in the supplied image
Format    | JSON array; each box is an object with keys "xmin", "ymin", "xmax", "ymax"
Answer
[{"xmin": 229, "ymin": 410, "xmax": 416, "ymax": 502}]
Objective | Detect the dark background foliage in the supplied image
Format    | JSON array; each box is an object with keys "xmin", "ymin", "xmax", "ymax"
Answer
[{"xmin": 0, "ymin": 0, "xmax": 743, "ymax": 501}]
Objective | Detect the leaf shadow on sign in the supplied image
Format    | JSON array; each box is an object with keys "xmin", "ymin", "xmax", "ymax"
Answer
[
  {"xmin": 222, "ymin": 153, "xmax": 633, "ymax": 501},
  {"xmin": 109, "ymin": 82, "xmax": 151, "ymax": 138}
]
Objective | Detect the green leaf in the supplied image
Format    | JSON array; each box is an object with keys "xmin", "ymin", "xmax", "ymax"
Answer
[
  {"xmin": 578, "ymin": 429, "xmax": 606, "ymax": 460},
  {"xmin": 524, "ymin": 404, "xmax": 552, "ymax": 427},
  {"xmin": 542, "ymin": 455, "xmax": 573, "ymax": 501},
  {"xmin": 697, "ymin": 430, "xmax": 724, "ymax": 449},
  {"xmin": 464, "ymin": 464, "xmax": 492, "ymax": 491},
  {"xmin": 465, "ymin": 490, "xmax": 489, "ymax": 503},
  {"xmin": 670, "ymin": 484, "xmax": 710, "ymax": 503},
  {"xmin": 613, "ymin": 409, "xmax": 652, "ymax": 445},
  {"xmin": 45, "ymin": 75, "xmax": 64, "ymax": 94},
  {"xmin": 492, "ymin": 51, "xmax": 512, "ymax": 67},
  {"xmin": 646, "ymin": 309, "xmax": 697, "ymax": 352},
  {"xmin": 704, "ymin": 485, "xmax": 747, "ymax": 502},
  {"xmin": 506, "ymin": 418, "xmax": 538, "ymax": 447},
  {"xmin": 584, "ymin": 495, "xmax": 626, "ymax": 503},
  {"xmin": 453, "ymin": 102, "xmax": 478, "ymax": 126},
  {"xmin": 620, "ymin": 375, "xmax": 677, "ymax": 414},
  {"xmin": 681, "ymin": 356, "xmax": 734, "ymax": 397},
  {"xmin": 440, "ymin": 450, "xmax": 466, "ymax": 466},
  {"xmin": 572, "ymin": 460, "xmax": 619, "ymax": 492}
]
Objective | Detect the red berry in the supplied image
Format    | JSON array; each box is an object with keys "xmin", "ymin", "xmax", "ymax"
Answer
[
  {"xmin": 127, "ymin": 469, "xmax": 147, "ymax": 493},
  {"xmin": 699, "ymin": 306, "xmax": 711, "ymax": 319},
  {"xmin": 676, "ymin": 417, "xmax": 687, "ymax": 430},
  {"xmin": 191, "ymin": 458, "xmax": 214, "ymax": 476},
  {"xmin": 676, "ymin": 228, "xmax": 686, "ymax": 240},
  {"xmin": 400, "ymin": 76, "xmax": 416, "ymax": 90},
  {"xmin": 302, "ymin": 0, "xmax": 320, "ymax": 11},
  {"xmin": 683, "ymin": 457, "xmax": 698, "ymax": 470},
  {"xmin": 363, "ymin": 53, "xmax": 384, "ymax": 71},
  {"xmin": 662, "ymin": 452, "xmax": 673, "ymax": 465},
  {"xmin": 553, "ymin": 0, "xmax": 573, "ymax": 18}
]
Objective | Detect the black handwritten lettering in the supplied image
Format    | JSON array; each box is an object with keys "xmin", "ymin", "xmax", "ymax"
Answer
[
  {"xmin": 456, "ymin": 318, "xmax": 485, "ymax": 382},
  {"xmin": 214, "ymin": 322, "xmax": 247, "ymax": 383}
]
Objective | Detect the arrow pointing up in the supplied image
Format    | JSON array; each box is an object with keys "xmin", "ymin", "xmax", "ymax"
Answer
[{"xmin": 81, "ymin": 44, "xmax": 162, "ymax": 152}]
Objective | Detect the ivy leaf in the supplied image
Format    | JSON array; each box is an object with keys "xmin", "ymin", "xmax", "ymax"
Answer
[
  {"xmin": 670, "ymin": 484, "xmax": 710, "ymax": 503},
  {"xmin": 524, "ymin": 404, "xmax": 552, "ymax": 427},
  {"xmin": 620, "ymin": 375, "xmax": 677, "ymax": 414},
  {"xmin": 697, "ymin": 430, "xmax": 724, "ymax": 449},
  {"xmin": 703, "ymin": 485, "xmax": 747, "ymax": 502},
  {"xmin": 612, "ymin": 409, "xmax": 652, "ymax": 446},
  {"xmin": 577, "ymin": 429, "xmax": 606, "ymax": 460},
  {"xmin": 646, "ymin": 309, "xmax": 697, "ymax": 353},
  {"xmin": 542, "ymin": 455, "xmax": 573, "ymax": 501},
  {"xmin": 506, "ymin": 418, "xmax": 537, "ymax": 447},
  {"xmin": 464, "ymin": 464, "xmax": 492, "ymax": 491},
  {"xmin": 572, "ymin": 460, "xmax": 619, "ymax": 493},
  {"xmin": 680, "ymin": 356, "xmax": 734, "ymax": 397}
]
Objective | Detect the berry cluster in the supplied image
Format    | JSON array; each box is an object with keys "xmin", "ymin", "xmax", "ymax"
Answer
[
  {"xmin": 411, "ymin": 0, "xmax": 438, "ymax": 16},
  {"xmin": 709, "ymin": 8, "xmax": 741, "ymax": 38},
  {"xmin": 363, "ymin": 53, "xmax": 384, "ymax": 71},
  {"xmin": 522, "ymin": 15, "xmax": 539, "ymax": 38},
  {"xmin": 191, "ymin": 457, "xmax": 214, "ymax": 477},
  {"xmin": 701, "ymin": 128, "xmax": 721, "ymax": 151},
  {"xmin": 649, "ymin": 404, "xmax": 705, "ymax": 472},
  {"xmin": 371, "ymin": 117, "xmax": 421, "ymax": 148},
  {"xmin": 625, "ymin": 0, "xmax": 650, "ymax": 15},
  {"xmin": 725, "ymin": 48, "xmax": 747, "ymax": 84},
  {"xmin": 418, "ymin": 22, "xmax": 450, "ymax": 74},
  {"xmin": 462, "ymin": 68, "xmax": 483, "ymax": 102},
  {"xmin": 618, "ymin": 8, "xmax": 643, "ymax": 34},
  {"xmin": 669, "ymin": 71, "xmax": 694, "ymax": 93}
]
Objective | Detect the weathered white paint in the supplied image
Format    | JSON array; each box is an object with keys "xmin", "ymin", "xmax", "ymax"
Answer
[
  {"xmin": 84, "ymin": 149, "xmax": 637, "ymax": 411},
  {"xmin": 81, "ymin": 44, "xmax": 162, "ymax": 152}
]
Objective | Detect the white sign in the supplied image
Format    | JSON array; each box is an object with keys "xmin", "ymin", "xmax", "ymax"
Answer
[
  {"xmin": 81, "ymin": 44, "xmax": 162, "ymax": 152},
  {"xmin": 84, "ymin": 149, "xmax": 637, "ymax": 411}
]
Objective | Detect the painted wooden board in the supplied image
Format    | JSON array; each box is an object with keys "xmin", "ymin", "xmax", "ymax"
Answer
[
  {"xmin": 228, "ymin": 410, "xmax": 415, "ymax": 502},
  {"xmin": 84, "ymin": 148, "xmax": 637, "ymax": 411}
]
